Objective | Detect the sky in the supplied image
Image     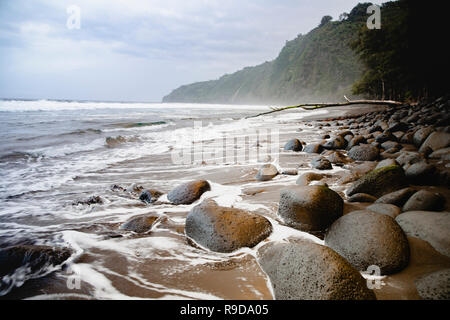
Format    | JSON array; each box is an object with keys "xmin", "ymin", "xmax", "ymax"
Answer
[{"xmin": 0, "ymin": 0, "xmax": 385, "ymax": 102}]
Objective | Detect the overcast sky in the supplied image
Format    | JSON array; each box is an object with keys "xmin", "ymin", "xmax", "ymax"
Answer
[{"xmin": 0, "ymin": 0, "xmax": 384, "ymax": 102}]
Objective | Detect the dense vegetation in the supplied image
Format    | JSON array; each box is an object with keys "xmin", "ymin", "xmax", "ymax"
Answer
[
  {"xmin": 163, "ymin": 8, "xmax": 367, "ymax": 105},
  {"xmin": 352, "ymin": 0, "xmax": 449, "ymax": 101},
  {"xmin": 163, "ymin": 1, "xmax": 449, "ymax": 104}
]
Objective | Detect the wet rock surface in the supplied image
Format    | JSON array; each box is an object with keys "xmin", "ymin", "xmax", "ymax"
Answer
[{"xmin": 167, "ymin": 180, "xmax": 211, "ymax": 205}]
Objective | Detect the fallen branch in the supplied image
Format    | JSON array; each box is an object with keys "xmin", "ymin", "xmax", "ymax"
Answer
[{"xmin": 245, "ymin": 97, "xmax": 403, "ymax": 119}]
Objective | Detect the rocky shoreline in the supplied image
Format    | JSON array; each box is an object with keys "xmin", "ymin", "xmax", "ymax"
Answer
[{"xmin": 1, "ymin": 97, "xmax": 449, "ymax": 300}]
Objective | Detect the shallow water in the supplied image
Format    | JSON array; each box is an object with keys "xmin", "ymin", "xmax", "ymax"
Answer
[{"xmin": 0, "ymin": 99, "xmax": 330, "ymax": 299}]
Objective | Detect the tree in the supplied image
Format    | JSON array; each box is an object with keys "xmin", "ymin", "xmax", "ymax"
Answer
[{"xmin": 319, "ymin": 15, "xmax": 332, "ymax": 27}]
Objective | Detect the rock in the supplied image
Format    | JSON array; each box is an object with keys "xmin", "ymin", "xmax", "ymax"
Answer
[
  {"xmin": 311, "ymin": 157, "xmax": 332, "ymax": 170},
  {"xmin": 375, "ymin": 187, "xmax": 417, "ymax": 207},
  {"xmin": 347, "ymin": 193, "xmax": 377, "ymax": 203},
  {"xmin": 375, "ymin": 132, "xmax": 397, "ymax": 143},
  {"xmin": 323, "ymin": 136, "xmax": 347, "ymax": 150},
  {"xmin": 120, "ymin": 214, "xmax": 159, "ymax": 233},
  {"xmin": 324, "ymin": 150, "xmax": 351, "ymax": 165},
  {"xmin": 348, "ymin": 144, "xmax": 379, "ymax": 161},
  {"xmin": 419, "ymin": 131, "xmax": 450, "ymax": 153},
  {"xmin": 167, "ymin": 180, "xmax": 211, "ymax": 205},
  {"xmin": 74, "ymin": 195, "xmax": 103, "ymax": 206},
  {"xmin": 303, "ymin": 143, "xmax": 323, "ymax": 154},
  {"xmin": 278, "ymin": 186, "xmax": 343, "ymax": 232},
  {"xmin": 185, "ymin": 200, "xmax": 272, "ymax": 253},
  {"xmin": 296, "ymin": 172, "xmax": 328, "ymax": 186},
  {"xmin": 413, "ymin": 127, "xmax": 435, "ymax": 147},
  {"xmin": 375, "ymin": 158, "xmax": 398, "ymax": 170},
  {"xmin": 257, "ymin": 242, "xmax": 376, "ymax": 300},
  {"xmin": 381, "ymin": 141, "xmax": 401, "ymax": 151},
  {"xmin": 255, "ymin": 164, "xmax": 279, "ymax": 181},
  {"xmin": 0, "ymin": 245, "xmax": 72, "ymax": 279},
  {"xmin": 396, "ymin": 152, "xmax": 424, "ymax": 167},
  {"xmin": 366, "ymin": 203, "xmax": 402, "ymax": 218},
  {"xmin": 284, "ymin": 139, "xmax": 303, "ymax": 152},
  {"xmin": 400, "ymin": 132, "xmax": 415, "ymax": 144},
  {"xmin": 404, "ymin": 162, "xmax": 437, "ymax": 185},
  {"xmin": 346, "ymin": 165, "xmax": 407, "ymax": 198},
  {"xmin": 415, "ymin": 269, "xmax": 450, "ymax": 300},
  {"xmin": 402, "ymin": 190, "xmax": 445, "ymax": 212},
  {"xmin": 396, "ymin": 211, "xmax": 450, "ymax": 257},
  {"xmin": 281, "ymin": 169, "xmax": 298, "ymax": 176},
  {"xmin": 325, "ymin": 211, "xmax": 410, "ymax": 274},
  {"xmin": 139, "ymin": 189, "xmax": 163, "ymax": 203},
  {"xmin": 347, "ymin": 135, "xmax": 367, "ymax": 150},
  {"xmin": 429, "ymin": 147, "xmax": 450, "ymax": 160}
]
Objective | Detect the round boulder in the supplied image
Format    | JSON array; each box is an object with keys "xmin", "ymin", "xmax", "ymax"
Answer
[
  {"xmin": 346, "ymin": 165, "xmax": 407, "ymax": 198},
  {"xmin": 284, "ymin": 139, "xmax": 303, "ymax": 152},
  {"xmin": 167, "ymin": 180, "xmax": 211, "ymax": 205},
  {"xmin": 311, "ymin": 157, "xmax": 332, "ymax": 170},
  {"xmin": 415, "ymin": 269, "xmax": 450, "ymax": 300},
  {"xmin": 402, "ymin": 190, "xmax": 446, "ymax": 212},
  {"xmin": 303, "ymin": 143, "xmax": 323, "ymax": 154},
  {"xmin": 375, "ymin": 187, "xmax": 417, "ymax": 207},
  {"xmin": 139, "ymin": 189, "xmax": 163, "ymax": 203},
  {"xmin": 347, "ymin": 193, "xmax": 377, "ymax": 203},
  {"xmin": 278, "ymin": 185, "xmax": 343, "ymax": 232},
  {"xmin": 405, "ymin": 162, "xmax": 437, "ymax": 185},
  {"xmin": 185, "ymin": 200, "xmax": 272, "ymax": 253},
  {"xmin": 325, "ymin": 210, "xmax": 410, "ymax": 274},
  {"xmin": 121, "ymin": 214, "xmax": 159, "ymax": 233},
  {"xmin": 366, "ymin": 203, "xmax": 402, "ymax": 218},
  {"xmin": 255, "ymin": 164, "xmax": 279, "ymax": 181},
  {"xmin": 348, "ymin": 144, "xmax": 379, "ymax": 161},
  {"xmin": 257, "ymin": 241, "xmax": 376, "ymax": 300}
]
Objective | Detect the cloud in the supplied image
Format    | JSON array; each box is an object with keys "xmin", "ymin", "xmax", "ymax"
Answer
[{"xmin": 0, "ymin": 0, "xmax": 378, "ymax": 101}]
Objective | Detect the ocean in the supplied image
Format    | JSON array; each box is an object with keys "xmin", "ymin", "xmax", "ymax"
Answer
[{"xmin": 0, "ymin": 99, "xmax": 329, "ymax": 299}]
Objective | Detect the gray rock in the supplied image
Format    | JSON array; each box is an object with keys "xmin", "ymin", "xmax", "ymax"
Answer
[
  {"xmin": 375, "ymin": 187, "xmax": 418, "ymax": 207},
  {"xmin": 415, "ymin": 269, "xmax": 450, "ymax": 300},
  {"xmin": 381, "ymin": 141, "xmax": 401, "ymax": 151},
  {"xmin": 139, "ymin": 189, "xmax": 163, "ymax": 203},
  {"xmin": 396, "ymin": 211, "xmax": 450, "ymax": 257},
  {"xmin": 375, "ymin": 132, "xmax": 397, "ymax": 143},
  {"xmin": 121, "ymin": 214, "xmax": 159, "ymax": 233},
  {"xmin": 255, "ymin": 164, "xmax": 278, "ymax": 181},
  {"xmin": 303, "ymin": 143, "xmax": 324, "ymax": 154},
  {"xmin": 185, "ymin": 199, "xmax": 272, "ymax": 253},
  {"xmin": 167, "ymin": 180, "xmax": 211, "ymax": 205},
  {"xmin": 323, "ymin": 136, "xmax": 347, "ymax": 150},
  {"xmin": 348, "ymin": 144, "xmax": 379, "ymax": 161},
  {"xmin": 281, "ymin": 169, "xmax": 298, "ymax": 176},
  {"xmin": 324, "ymin": 150, "xmax": 351, "ymax": 164},
  {"xmin": 413, "ymin": 127, "xmax": 435, "ymax": 147},
  {"xmin": 347, "ymin": 193, "xmax": 377, "ymax": 203},
  {"xmin": 419, "ymin": 131, "xmax": 450, "ymax": 153},
  {"xmin": 396, "ymin": 152, "xmax": 424, "ymax": 167},
  {"xmin": 405, "ymin": 162, "xmax": 437, "ymax": 185},
  {"xmin": 284, "ymin": 139, "xmax": 303, "ymax": 152},
  {"xmin": 258, "ymin": 241, "xmax": 376, "ymax": 300},
  {"xmin": 296, "ymin": 172, "xmax": 328, "ymax": 186},
  {"xmin": 347, "ymin": 135, "xmax": 367, "ymax": 150},
  {"xmin": 325, "ymin": 210, "xmax": 410, "ymax": 274},
  {"xmin": 429, "ymin": 147, "xmax": 450, "ymax": 160},
  {"xmin": 346, "ymin": 165, "xmax": 407, "ymax": 198},
  {"xmin": 311, "ymin": 157, "xmax": 332, "ymax": 170},
  {"xmin": 402, "ymin": 190, "xmax": 445, "ymax": 212},
  {"xmin": 367, "ymin": 203, "xmax": 402, "ymax": 218},
  {"xmin": 278, "ymin": 185, "xmax": 343, "ymax": 232}
]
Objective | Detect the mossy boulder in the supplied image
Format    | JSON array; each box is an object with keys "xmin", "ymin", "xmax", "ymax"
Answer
[
  {"xmin": 278, "ymin": 185, "xmax": 343, "ymax": 232},
  {"xmin": 258, "ymin": 241, "xmax": 376, "ymax": 300},
  {"xmin": 346, "ymin": 165, "xmax": 407, "ymax": 198},
  {"xmin": 185, "ymin": 200, "xmax": 272, "ymax": 253}
]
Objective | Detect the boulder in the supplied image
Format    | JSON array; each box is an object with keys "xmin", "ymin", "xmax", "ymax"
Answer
[
  {"xmin": 375, "ymin": 187, "xmax": 417, "ymax": 207},
  {"xmin": 278, "ymin": 186, "xmax": 343, "ymax": 232},
  {"xmin": 415, "ymin": 269, "xmax": 450, "ymax": 300},
  {"xmin": 396, "ymin": 152, "xmax": 424, "ymax": 167},
  {"xmin": 325, "ymin": 210, "xmax": 410, "ymax": 274},
  {"xmin": 0, "ymin": 245, "xmax": 72, "ymax": 279},
  {"xmin": 296, "ymin": 172, "xmax": 328, "ymax": 186},
  {"xmin": 324, "ymin": 150, "xmax": 351, "ymax": 165},
  {"xmin": 303, "ymin": 143, "xmax": 324, "ymax": 154},
  {"xmin": 255, "ymin": 164, "xmax": 278, "ymax": 181},
  {"xmin": 429, "ymin": 147, "xmax": 450, "ymax": 160},
  {"xmin": 413, "ymin": 127, "xmax": 435, "ymax": 147},
  {"xmin": 404, "ymin": 162, "xmax": 437, "ymax": 185},
  {"xmin": 375, "ymin": 158, "xmax": 398, "ymax": 170},
  {"xmin": 402, "ymin": 190, "xmax": 445, "ymax": 212},
  {"xmin": 167, "ymin": 180, "xmax": 211, "ymax": 205},
  {"xmin": 347, "ymin": 135, "xmax": 367, "ymax": 150},
  {"xmin": 366, "ymin": 203, "xmax": 402, "ymax": 218},
  {"xmin": 323, "ymin": 136, "xmax": 347, "ymax": 150},
  {"xmin": 346, "ymin": 165, "xmax": 407, "ymax": 198},
  {"xmin": 396, "ymin": 211, "xmax": 450, "ymax": 257},
  {"xmin": 311, "ymin": 157, "xmax": 332, "ymax": 170},
  {"xmin": 419, "ymin": 132, "xmax": 450, "ymax": 153},
  {"xmin": 284, "ymin": 139, "xmax": 303, "ymax": 152},
  {"xmin": 347, "ymin": 193, "xmax": 377, "ymax": 203},
  {"xmin": 348, "ymin": 144, "xmax": 379, "ymax": 161},
  {"xmin": 139, "ymin": 189, "xmax": 163, "ymax": 203},
  {"xmin": 257, "ymin": 241, "xmax": 376, "ymax": 300},
  {"xmin": 375, "ymin": 132, "xmax": 397, "ymax": 143},
  {"xmin": 185, "ymin": 200, "xmax": 272, "ymax": 253},
  {"xmin": 120, "ymin": 214, "xmax": 158, "ymax": 233}
]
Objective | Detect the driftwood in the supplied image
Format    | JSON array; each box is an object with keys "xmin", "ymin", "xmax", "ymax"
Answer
[{"xmin": 245, "ymin": 96, "xmax": 403, "ymax": 119}]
